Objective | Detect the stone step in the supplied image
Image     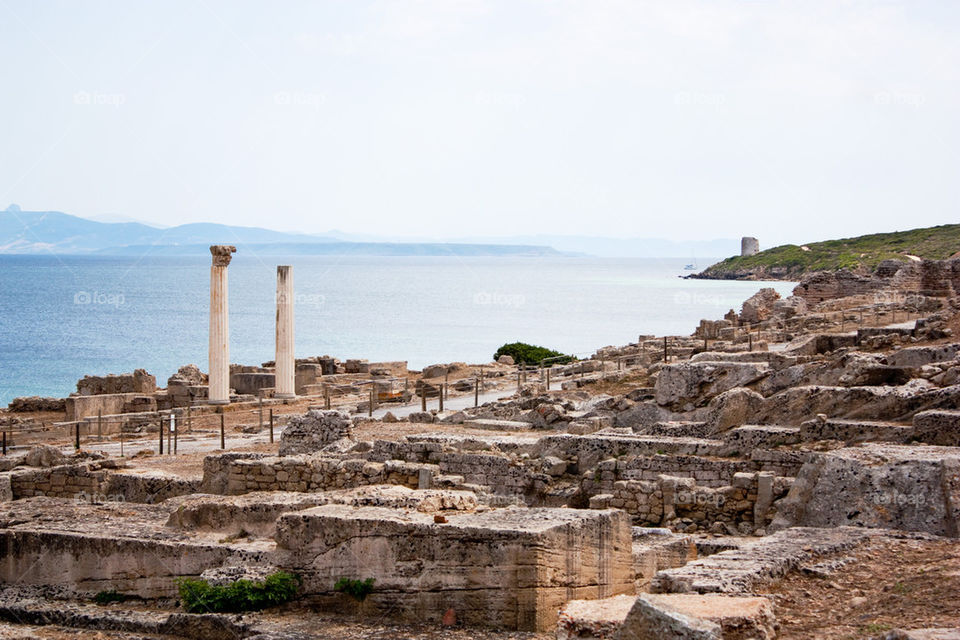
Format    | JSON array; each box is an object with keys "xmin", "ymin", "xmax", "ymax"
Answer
[
  {"xmin": 617, "ymin": 593, "xmax": 777, "ymax": 640},
  {"xmin": 722, "ymin": 425, "xmax": 801, "ymax": 451},
  {"xmin": 631, "ymin": 527, "xmax": 697, "ymax": 590},
  {"xmin": 462, "ymin": 418, "xmax": 533, "ymax": 431},
  {"xmin": 913, "ymin": 409, "xmax": 960, "ymax": 446},
  {"xmin": 557, "ymin": 594, "xmax": 636, "ymax": 640},
  {"xmin": 644, "ymin": 421, "xmax": 709, "ymax": 438},
  {"xmin": 799, "ymin": 417, "xmax": 914, "ymax": 443},
  {"xmin": 651, "ymin": 526, "xmax": 870, "ymax": 594}
]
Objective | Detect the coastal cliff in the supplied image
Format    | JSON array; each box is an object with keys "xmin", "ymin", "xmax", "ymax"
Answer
[{"xmin": 691, "ymin": 224, "xmax": 960, "ymax": 281}]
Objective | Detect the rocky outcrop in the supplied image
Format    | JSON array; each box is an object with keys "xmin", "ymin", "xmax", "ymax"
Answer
[
  {"xmin": 740, "ymin": 288, "xmax": 781, "ymax": 325},
  {"xmin": 771, "ymin": 444, "xmax": 960, "ymax": 537},
  {"xmin": 655, "ymin": 362, "xmax": 770, "ymax": 411}
]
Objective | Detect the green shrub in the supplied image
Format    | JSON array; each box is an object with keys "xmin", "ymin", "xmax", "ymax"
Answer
[
  {"xmin": 334, "ymin": 577, "xmax": 375, "ymax": 602},
  {"xmin": 176, "ymin": 571, "xmax": 300, "ymax": 613},
  {"xmin": 493, "ymin": 342, "xmax": 573, "ymax": 365}
]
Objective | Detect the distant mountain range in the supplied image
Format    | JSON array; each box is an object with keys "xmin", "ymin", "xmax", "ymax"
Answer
[
  {"xmin": 0, "ymin": 206, "xmax": 562, "ymax": 257},
  {"xmin": 1, "ymin": 205, "xmax": 743, "ymax": 258}
]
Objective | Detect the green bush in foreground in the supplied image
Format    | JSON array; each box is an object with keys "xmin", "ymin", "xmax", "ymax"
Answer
[
  {"xmin": 493, "ymin": 342, "xmax": 573, "ymax": 365},
  {"xmin": 334, "ymin": 577, "xmax": 375, "ymax": 602},
  {"xmin": 176, "ymin": 571, "xmax": 300, "ymax": 613}
]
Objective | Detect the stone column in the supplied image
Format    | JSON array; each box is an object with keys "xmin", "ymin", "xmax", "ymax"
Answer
[
  {"xmin": 208, "ymin": 245, "xmax": 236, "ymax": 405},
  {"xmin": 275, "ymin": 265, "xmax": 295, "ymax": 399}
]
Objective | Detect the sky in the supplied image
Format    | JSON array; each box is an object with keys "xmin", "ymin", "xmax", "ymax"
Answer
[{"xmin": 1, "ymin": 0, "xmax": 958, "ymax": 246}]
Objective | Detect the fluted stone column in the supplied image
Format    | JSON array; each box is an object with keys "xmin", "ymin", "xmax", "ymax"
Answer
[
  {"xmin": 208, "ymin": 245, "xmax": 236, "ymax": 405},
  {"xmin": 275, "ymin": 265, "xmax": 295, "ymax": 399}
]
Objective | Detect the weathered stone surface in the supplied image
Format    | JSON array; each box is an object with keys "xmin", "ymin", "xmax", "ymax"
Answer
[
  {"xmin": 912, "ymin": 410, "xmax": 960, "ymax": 446},
  {"xmin": 77, "ymin": 369, "xmax": 156, "ymax": 396},
  {"xmin": 616, "ymin": 593, "xmax": 776, "ymax": 640},
  {"xmin": 740, "ymin": 288, "xmax": 781, "ymax": 325},
  {"xmin": 886, "ymin": 343, "xmax": 960, "ymax": 368},
  {"xmin": 166, "ymin": 486, "xmax": 477, "ymax": 537},
  {"xmin": 0, "ymin": 498, "xmax": 268, "ymax": 597},
  {"xmin": 632, "ymin": 528, "xmax": 696, "ymax": 591},
  {"xmin": 558, "ymin": 594, "xmax": 636, "ymax": 640},
  {"xmin": 721, "ymin": 425, "xmax": 800, "ymax": 452},
  {"xmin": 798, "ymin": 417, "xmax": 914, "ymax": 444},
  {"xmin": 23, "ymin": 445, "xmax": 66, "ymax": 468},
  {"xmin": 274, "ymin": 505, "xmax": 635, "ymax": 631},
  {"xmin": 278, "ymin": 410, "xmax": 352, "ymax": 456},
  {"xmin": 652, "ymin": 526, "xmax": 870, "ymax": 594},
  {"xmin": 656, "ymin": 362, "xmax": 770, "ymax": 410},
  {"xmin": 703, "ymin": 388, "xmax": 765, "ymax": 434},
  {"xmin": 881, "ymin": 630, "xmax": 960, "ymax": 640},
  {"xmin": 757, "ymin": 382, "xmax": 960, "ymax": 426},
  {"xmin": 782, "ymin": 333, "xmax": 858, "ymax": 356},
  {"xmin": 7, "ymin": 396, "xmax": 65, "ymax": 412},
  {"xmin": 771, "ymin": 444, "xmax": 960, "ymax": 537}
]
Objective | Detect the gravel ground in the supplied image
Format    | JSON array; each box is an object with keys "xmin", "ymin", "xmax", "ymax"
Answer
[{"xmin": 770, "ymin": 535, "xmax": 960, "ymax": 639}]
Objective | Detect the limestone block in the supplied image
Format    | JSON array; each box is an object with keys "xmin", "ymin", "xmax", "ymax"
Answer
[
  {"xmin": 912, "ymin": 410, "xmax": 960, "ymax": 446},
  {"xmin": 771, "ymin": 444, "xmax": 960, "ymax": 537},
  {"xmin": 616, "ymin": 593, "xmax": 775, "ymax": 640},
  {"xmin": 274, "ymin": 505, "xmax": 635, "ymax": 632}
]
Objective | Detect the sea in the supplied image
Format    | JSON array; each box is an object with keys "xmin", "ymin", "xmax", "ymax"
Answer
[{"xmin": 0, "ymin": 255, "xmax": 795, "ymax": 405}]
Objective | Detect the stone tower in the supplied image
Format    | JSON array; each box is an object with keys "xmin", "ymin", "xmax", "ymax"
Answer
[{"xmin": 741, "ymin": 237, "xmax": 760, "ymax": 256}]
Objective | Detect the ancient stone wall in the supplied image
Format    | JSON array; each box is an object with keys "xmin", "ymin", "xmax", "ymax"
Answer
[
  {"xmin": 76, "ymin": 369, "xmax": 156, "ymax": 396},
  {"xmin": 215, "ymin": 454, "xmax": 433, "ymax": 495}
]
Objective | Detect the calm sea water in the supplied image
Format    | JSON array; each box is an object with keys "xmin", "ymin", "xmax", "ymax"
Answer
[{"xmin": 0, "ymin": 255, "xmax": 795, "ymax": 405}]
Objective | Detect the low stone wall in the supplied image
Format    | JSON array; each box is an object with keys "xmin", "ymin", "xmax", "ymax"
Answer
[
  {"xmin": 65, "ymin": 393, "xmax": 136, "ymax": 422},
  {"xmin": 9, "ymin": 462, "xmax": 111, "ymax": 499},
  {"xmin": 103, "ymin": 472, "xmax": 200, "ymax": 504},
  {"xmin": 585, "ymin": 471, "xmax": 788, "ymax": 532},
  {"xmin": 367, "ymin": 441, "xmax": 546, "ymax": 495},
  {"xmin": 217, "ymin": 454, "xmax": 434, "ymax": 495},
  {"xmin": 76, "ymin": 369, "xmax": 156, "ymax": 396},
  {"xmin": 8, "ymin": 462, "xmax": 198, "ymax": 504}
]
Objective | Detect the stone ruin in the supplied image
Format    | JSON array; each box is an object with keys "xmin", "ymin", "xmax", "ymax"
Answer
[
  {"xmin": 277, "ymin": 409, "xmax": 353, "ymax": 456},
  {"xmin": 2, "ymin": 256, "xmax": 960, "ymax": 638}
]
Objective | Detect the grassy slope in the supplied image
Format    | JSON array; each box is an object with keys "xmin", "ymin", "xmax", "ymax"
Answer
[{"xmin": 698, "ymin": 224, "xmax": 960, "ymax": 279}]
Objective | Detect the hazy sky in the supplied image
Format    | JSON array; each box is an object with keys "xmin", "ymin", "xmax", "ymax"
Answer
[{"xmin": 2, "ymin": 0, "xmax": 957, "ymax": 245}]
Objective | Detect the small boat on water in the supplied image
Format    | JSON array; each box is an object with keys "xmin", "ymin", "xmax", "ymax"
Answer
[{"xmin": 683, "ymin": 263, "xmax": 697, "ymax": 270}]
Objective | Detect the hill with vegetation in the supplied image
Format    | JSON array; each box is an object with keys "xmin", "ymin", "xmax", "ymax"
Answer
[{"xmin": 692, "ymin": 224, "xmax": 960, "ymax": 281}]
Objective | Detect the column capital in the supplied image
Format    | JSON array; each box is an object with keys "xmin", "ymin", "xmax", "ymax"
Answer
[{"xmin": 210, "ymin": 245, "xmax": 237, "ymax": 267}]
